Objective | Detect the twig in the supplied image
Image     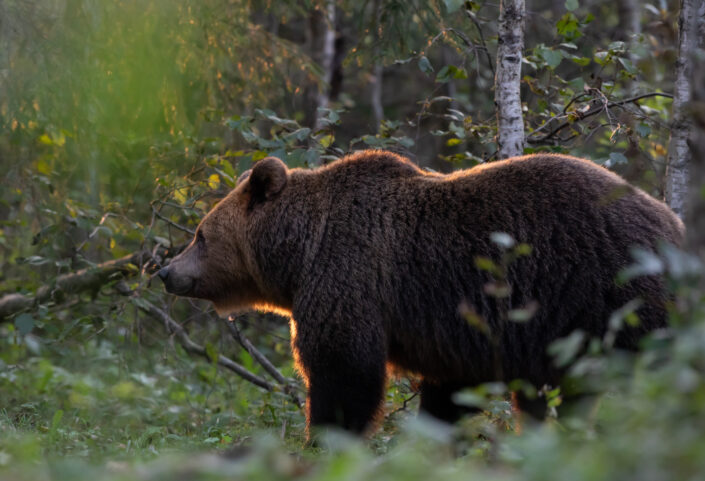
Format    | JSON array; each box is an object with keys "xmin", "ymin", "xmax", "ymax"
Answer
[
  {"xmin": 152, "ymin": 206, "xmax": 195, "ymax": 235},
  {"xmin": 527, "ymin": 92, "xmax": 673, "ymax": 145},
  {"xmin": 386, "ymin": 392, "xmax": 419, "ymax": 420},
  {"xmin": 464, "ymin": 9, "xmax": 495, "ymax": 78}
]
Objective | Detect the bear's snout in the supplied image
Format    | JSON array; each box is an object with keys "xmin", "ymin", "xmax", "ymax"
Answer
[
  {"xmin": 157, "ymin": 267, "xmax": 169, "ymax": 281},
  {"xmin": 157, "ymin": 266, "xmax": 195, "ymax": 296}
]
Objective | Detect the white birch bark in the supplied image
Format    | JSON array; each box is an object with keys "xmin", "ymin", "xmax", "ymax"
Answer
[
  {"xmin": 314, "ymin": 0, "xmax": 336, "ymax": 131},
  {"xmin": 686, "ymin": 1, "xmax": 705, "ymax": 250},
  {"xmin": 666, "ymin": 0, "xmax": 700, "ymax": 219},
  {"xmin": 494, "ymin": 0, "xmax": 525, "ymax": 159}
]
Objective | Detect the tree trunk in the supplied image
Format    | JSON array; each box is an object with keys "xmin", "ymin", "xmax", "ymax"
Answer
[
  {"xmin": 617, "ymin": 0, "xmax": 641, "ymax": 42},
  {"xmin": 304, "ymin": 0, "xmax": 337, "ymax": 130},
  {"xmin": 370, "ymin": 0, "xmax": 384, "ymax": 131},
  {"xmin": 665, "ymin": 0, "xmax": 700, "ymax": 219},
  {"xmin": 686, "ymin": 2, "xmax": 705, "ymax": 252},
  {"xmin": 494, "ymin": 0, "xmax": 525, "ymax": 159},
  {"xmin": 316, "ymin": 0, "xmax": 337, "ymax": 130},
  {"xmin": 371, "ymin": 62, "xmax": 384, "ymax": 130}
]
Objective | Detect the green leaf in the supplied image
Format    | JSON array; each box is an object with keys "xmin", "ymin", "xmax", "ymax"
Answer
[
  {"xmin": 565, "ymin": 0, "xmax": 578, "ymax": 11},
  {"xmin": 608, "ymin": 41, "xmax": 626, "ymax": 54},
  {"xmin": 318, "ymin": 134, "xmax": 334, "ymax": 148},
  {"xmin": 474, "ymin": 256, "xmax": 497, "ymax": 273},
  {"xmin": 14, "ymin": 313, "xmax": 36, "ymax": 335},
  {"xmin": 618, "ymin": 57, "xmax": 638, "ymax": 75},
  {"xmin": 593, "ymin": 50, "xmax": 610, "ymax": 66},
  {"xmin": 636, "ymin": 123, "xmax": 652, "ymax": 138},
  {"xmin": 548, "ymin": 330, "xmax": 586, "ymax": 367},
  {"xmin": 538, "ymin": 47, "xmax": 563, "ymax": 69},
  {"xmin": 556, "ymin": 13, "xmax": 582, "ymax": 41},
  {"xmin": 436, "ymin": 65, "xmax": 468, "ymax": 83},
  {"xmin": 49, "ymin": 409, "xmax": 63, "ymax": 440},
  {"xmin": 568, "ymin": 55, "xmax": 591, "ymax": 66},
  {"xmin": 418, "ymin": 56, "xmax": 434, "ymax": 75}
]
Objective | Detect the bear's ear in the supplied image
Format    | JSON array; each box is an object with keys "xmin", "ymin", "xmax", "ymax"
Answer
[
  {"xmin": 248, "ymin": 157, "xmax": 288, "ymax": 202},
  {"xmin": 236, "ymin": 169, "xmax": 252, "ymax": 186}
]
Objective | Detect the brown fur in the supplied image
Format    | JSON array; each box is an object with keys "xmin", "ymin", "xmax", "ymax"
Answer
[{"xmin": 159, "ymin": 150, "xmax": 684, "ymax": 435}]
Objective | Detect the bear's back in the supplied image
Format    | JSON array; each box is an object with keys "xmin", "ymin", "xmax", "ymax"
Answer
[{"xmin": 295, "ymin": 152, "xmax": 683, "ymax": 385}]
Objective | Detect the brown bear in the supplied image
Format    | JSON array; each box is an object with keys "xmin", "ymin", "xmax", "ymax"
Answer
[{"xmin": 158, "ymin": 150, "xmax": 684, "ymax": 434}]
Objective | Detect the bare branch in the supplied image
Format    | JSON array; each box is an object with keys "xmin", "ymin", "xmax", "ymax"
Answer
[
  {"xmin": 223, "ymin": 316, "xmax": 294, "ymax": 387},
  {"xmin": 464, "ymin": 9, "xmax": 495, "ymax": 78},
  {"xmin": 152, "ymin": 206, "xmax": 196, "ymax": 235},
  {"xmin": 131, "ymin": 295, "xmax": 276, "ymax": 392},
  {"xmin": 222, "ymin": 316, "xmax": 303, "ymax": 406},
  {"xmin": 527, "ymin": 92, "xmax": 674, "ymax": 145},
  {"xmin": 0, "ymin": 246, "xmax": 179, "ymax": 320}
]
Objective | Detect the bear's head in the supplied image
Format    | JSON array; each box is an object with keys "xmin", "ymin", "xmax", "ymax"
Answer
[{"xmin": 158, "ymin": 157, "xmax": 289, "ymax": 315}]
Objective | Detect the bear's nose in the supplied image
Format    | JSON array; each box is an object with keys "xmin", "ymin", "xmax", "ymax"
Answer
[{"xmin": 157, "ymin": 267, "xmax": 170, "ymax": 282}]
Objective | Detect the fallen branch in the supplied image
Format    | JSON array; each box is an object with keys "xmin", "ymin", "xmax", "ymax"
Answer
[
  {"xmin": 137, "ymin": 298, "xmax": 273, "ymax": 390},
  {"xmin": 527, "ymin": 92, "xmax": 674, "ymax": 145},
  {"xmin": 125, "ymin": 292, "xmax": 302, "ymax": 407},
  {"xmin": 223, "ymin": 316, "xmax": 299, "ymax": 391},
  {"xmin": 0, "ymin": 246, "xmax": 179, "ymax": 320}
]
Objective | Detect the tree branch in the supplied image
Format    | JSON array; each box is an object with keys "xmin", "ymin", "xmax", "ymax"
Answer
[
  {"xmin": 152, "ymin": 207, "xmax": 195, "ymax": 235},
  {"xmin": 0, "ymin": 246, "xmax": 179, "ymax": 320},
  {"xmin": 464, "ymin": 9, "xmax": 495, "ymax": 78},
  {"xmin": 223, "ymin": 316, "xmax": 296, "ymax": 388},
  {"xmin": 527, "ymin": 92, "xmax": 674, "ymax": 145},
  {"xmin": 135, "ymin": 297, "xmax": 274, "ymax": 390}
]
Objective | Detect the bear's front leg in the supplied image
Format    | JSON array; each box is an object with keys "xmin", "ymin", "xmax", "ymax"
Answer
[
  {"xmin": 306, "ymin": 363, "xmax": 386, "ymax": 435},
  {"xmin": 291, "ymin": 313, "xmax": 387, "ymax": 436}
]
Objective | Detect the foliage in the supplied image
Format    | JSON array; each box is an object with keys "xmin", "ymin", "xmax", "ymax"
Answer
[{"xmin": 1, "ymin": 0, "xmax": 703, "ymax": 480}]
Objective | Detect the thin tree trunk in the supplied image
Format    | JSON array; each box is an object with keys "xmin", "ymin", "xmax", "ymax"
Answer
[
  {"xmin": 617, "ymin": 0, "xmax": 641, "ymax": 42},
  {"xmin": 314, "ymin": 0, "xmax": 336, "ymax": 130},
  {"xmin": 370, "ymin": 0, "xmax": 384, "ymax": 131},
  {"xmin": 371, "ymin": 62, "xmax": 384, "ymax": 130},
  {"xmin": 494, "ymin": 0, "xmax": 525, "ymax": 159},
  {"xmin": 686, "ymin": 2, "xmax": 705, "ymax": 252},
  {"xmin": 666, "ymin": 0, "xmax": 700, "ymax": 219},
  {"xmin": 304, "ymin": 0, "xmax": 337, "ymax": 130}
]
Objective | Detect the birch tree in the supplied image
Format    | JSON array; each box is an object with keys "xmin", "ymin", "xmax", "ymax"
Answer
[
  {"xmin": 687, "ymin": 3, "xmax": 705, "ymax": 251},
  {"xmin": 665, "ymin": 0, "xmax": 702, "ymax": 219},
  {"xmin": 494, "ymin": 0, "xmax": 525, "ymax": 159},
  {"xmin": 305, "ymin": 0, "xmax": 337, "ymax": 130}
]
